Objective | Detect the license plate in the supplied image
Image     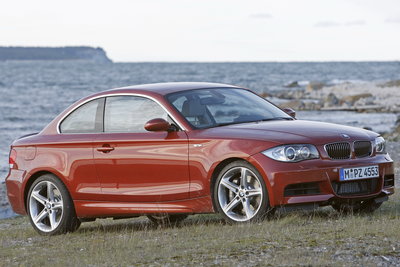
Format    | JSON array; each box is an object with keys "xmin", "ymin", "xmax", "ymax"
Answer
[{"xmin": 339, "ymin": 165, "xmax": 379, "ymax": 181}]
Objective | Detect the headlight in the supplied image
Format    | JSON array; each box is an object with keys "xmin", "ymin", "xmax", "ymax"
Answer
[
  {"xmin": 375, "ymin": 136, "xmax": 386, "ymax": 154},
  {"xmin": 262, "ymin": 144, "xmax": 319, "ymax": 162}
]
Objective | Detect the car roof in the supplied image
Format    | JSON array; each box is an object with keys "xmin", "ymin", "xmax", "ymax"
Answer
[{"xmin": 107, "ymin": 82, "xmax": 241, "ymax": 95}]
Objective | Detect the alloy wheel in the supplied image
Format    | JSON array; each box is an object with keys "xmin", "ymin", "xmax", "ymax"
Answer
[
  {"xmin": 29, "ymin": 181, "xmax": 64, "ymax": 232},
  {"xmin": 217, "ymin": 166, "xmax": 263, "ymax": 222}
]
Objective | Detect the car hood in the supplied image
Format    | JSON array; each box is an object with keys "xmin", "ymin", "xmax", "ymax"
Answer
[{"xmin": 200, "ymin": 120, "xmax": 378, "ymax": 145}]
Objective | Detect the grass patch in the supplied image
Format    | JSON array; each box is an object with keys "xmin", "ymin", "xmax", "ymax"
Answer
[{"xmin": 1, "ymin": 194, "xmax": 400, "ymax": 266}]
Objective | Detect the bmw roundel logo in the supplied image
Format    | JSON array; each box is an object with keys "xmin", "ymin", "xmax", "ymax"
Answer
[{"xmin": 341, "ymin": 133, "xmax": 350, "ymax": 139}]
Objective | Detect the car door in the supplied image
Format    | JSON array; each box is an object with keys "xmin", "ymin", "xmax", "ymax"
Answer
[
  {"xmin": 57, "ymin": 97, "xmax": 104, "ymax": 200},
  {"xmin": 93, "ymin": 95, "xmax": 190, "ymax": 202}
]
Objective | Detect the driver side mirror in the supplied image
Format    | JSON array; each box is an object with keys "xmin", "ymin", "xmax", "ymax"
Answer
[
  {"xmin": 282, "ymin": 108, "xmax": 296, "ymax": 118},
  {"xmin": 144, "ymin": 118, "xmax": 174, "ymax": 132}
]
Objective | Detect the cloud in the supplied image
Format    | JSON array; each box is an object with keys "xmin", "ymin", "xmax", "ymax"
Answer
[
  {"xmin": 385, "ymin": 17, "xmax": 400, "ymax": 23},
  {"xmin": 314, "ymin": 21, "xmax": 341, "ymax": 27},
  {"xmin": 345, "ymin": 20, "xmax": 365, "ymax": 26},
  {"xmin": 249, "ymin": 13, "xmax": 272, "ymax": 19},
  {"xmin": 314, "ymin": 20, "xmax": 366, "ymax": 27}
]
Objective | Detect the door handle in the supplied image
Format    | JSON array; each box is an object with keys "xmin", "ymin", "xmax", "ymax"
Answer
[{"xmin": 96, "ymin": 145, "xmax": 115, "ymax": 153}]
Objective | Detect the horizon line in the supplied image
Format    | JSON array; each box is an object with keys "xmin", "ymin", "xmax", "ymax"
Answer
[{"xmin": 113, "ymin": 60, "xmax": 400, "ymax": 63}]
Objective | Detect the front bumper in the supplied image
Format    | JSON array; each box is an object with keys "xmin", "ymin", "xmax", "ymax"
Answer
[{"xmin": 249, "ymin": 153, "xmax": 395, "ymax": 207}]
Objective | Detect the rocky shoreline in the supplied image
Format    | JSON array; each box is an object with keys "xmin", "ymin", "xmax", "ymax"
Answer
[{"xmin": 267, "ymin": 80, "xmax": 400, "ymax": 139}]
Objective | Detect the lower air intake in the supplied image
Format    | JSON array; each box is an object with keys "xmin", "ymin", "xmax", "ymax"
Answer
[{"xmin": 332, "ymin": 179, "xmax": 378, "ymax": 196}]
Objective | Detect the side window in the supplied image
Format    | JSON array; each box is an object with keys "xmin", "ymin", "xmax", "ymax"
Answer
[
  {"xmin": 104, "ymin": 96, "xmax": 168, "ymax": 133},
  {"xmin": 60, "ymin": 98, "xmax": 104, "ymax": 133}
]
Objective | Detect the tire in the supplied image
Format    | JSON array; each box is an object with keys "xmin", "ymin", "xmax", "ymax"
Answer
[
  {"xmin": 332, "ymin": 199, "xmax": 383, "ymax": 214},
  {"xmin": 27, "ymin": 174, "xmax": 81, "ymax": 235},
  {"xmin": 147, "ymin": 214, "xmax": 188, "ymax": 226},
  {"xmin": 213, "ymin": 160, "xmax": 271, "ymax": 223}
]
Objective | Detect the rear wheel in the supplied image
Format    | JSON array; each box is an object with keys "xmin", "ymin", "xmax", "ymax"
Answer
[
  {"xmin": 332, "ymin": 199, "xmax": 383, "ymax": 214},
  {"xmin": 147, "ymin": 214, "xmax": 188, "ymax": 226},
  {"xmin": 27, "ymin": 174, "xmax": 80, "ymax": 235},
  {"xmin": 213, "ymin": 160, "xmax": 270, "ymax": 223}
]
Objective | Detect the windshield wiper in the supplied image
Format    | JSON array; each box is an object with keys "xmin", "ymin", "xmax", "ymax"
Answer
[
  {"xmin": 258, "ymin": 117, "xmax": 294, "ymax": 122},
  {"xmin": 212, "ymin": 117, "xmax": 293, "ymax": 128},
  {"xmin": 213, "ymin": 121, "xmax": 248, "ymax": 127}
]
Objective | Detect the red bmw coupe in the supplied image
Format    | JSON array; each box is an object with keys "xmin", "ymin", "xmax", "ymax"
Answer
[{"xmin": 6, "ymin": 82, "xmax": 395, "ymax": 235}]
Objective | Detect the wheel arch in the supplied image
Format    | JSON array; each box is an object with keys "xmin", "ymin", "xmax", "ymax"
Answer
[
  {"xmin": 209, "ymin": 157, "xmax": 273, "ymax": 211},
  {"xmin": 23, "ymin": 170, "xmax": 69, "ymax": 212}
]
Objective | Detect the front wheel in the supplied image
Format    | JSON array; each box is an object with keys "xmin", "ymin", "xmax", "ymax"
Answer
[
  {"xmin": 213, "ymin": 160, "xmax": 270, "ymax": 223},
  {"xmin": 27, "ymin": 174, "xmax": 80, "ymax": 235}
]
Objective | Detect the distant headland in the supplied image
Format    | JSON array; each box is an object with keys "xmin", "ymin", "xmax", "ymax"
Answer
[{"xmin": 0, "ymin": 46, "xmax": 112, "ymax": 63}]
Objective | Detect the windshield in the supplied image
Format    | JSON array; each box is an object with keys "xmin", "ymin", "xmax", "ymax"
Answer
[{"xmin": 166, "ymin": 88, "xmax": 293, "ymax": 129}]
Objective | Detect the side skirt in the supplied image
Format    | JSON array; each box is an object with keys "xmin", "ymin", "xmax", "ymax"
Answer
[{"xmin": 74, "ymin": 195, "xmax": 214, "ymax": 218}]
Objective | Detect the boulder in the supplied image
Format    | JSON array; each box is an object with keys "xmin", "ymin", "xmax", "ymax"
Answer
[
  {"xmin": 354, "ymin": 96, "xmax": 375, "ymax": 106},
  {"xmin": 306, "ymin": 81, "xmax": 325, "ymax": 92},
  {"xmin": 284, "ymin": 81, "xmax": 299, "ymax": 88},
  {"xmin": 279, "ymin": 100, "xmax": 305, "ymax": 110},
  {"xmin": 379, "ymin": 80, "xmax": 400, "ymax": 88},
  {"xmin": 303, "ymin": 101, "xmax": 322, "ymax": 110},
  {"xmin": 323, "ymin": 93, "xmax": 339, "ymax": 107},
  {"xmin": 395, "ymin": 124, "xmax": 400, "ymax": 135},
  {"xmin": 340, "ymin": 93, "xmax": 373, "ymax": 105},
  {"xmin": 387, "ymin": 123, "xmax": 400, "ymax": 140},
  {"xmin": 274, "ymin": 90, "xmax": 305, "ymax": 99}
]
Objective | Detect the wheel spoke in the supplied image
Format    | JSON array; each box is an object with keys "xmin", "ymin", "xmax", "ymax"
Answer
[
  {"xmin": 52, "ymin": 201, "xmax": 63, "ymax": 210},
  {"xmin": 49, "ymin": 211, "xmax": 57, "ymax": 230},
  {"xmin": 31, "ymin": 191, "xmax": 47, "ymax": 205},
  {"xmin": 34, "ymin": 209, "xmax": 48, "ymax": 224},
  {"xmin": 247, "ymin": 188, "xmax": 262, "ymax": 197},
  {"xmin": 223, "ymin": 197, "xmax": 241, "ymax": 213},
  {"xmin": 240, "ymin": 168, "xmax": 248, "ymax": 188},
  {"xmin": 47, "ymin": 181, "xmax": 54, "ymax": 201},
  {"xmin": 242, "ymin": 198, "xmax": 254, "ymax": 219},
  {"xmin": 221, "ymin": 179, "xmax": 239, "ymax": 193}
]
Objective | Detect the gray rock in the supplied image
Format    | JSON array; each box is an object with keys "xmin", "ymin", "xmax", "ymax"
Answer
[
  {"xmin": 274, "ymin": 90, "xmax": 305, "ymax": 100},
  {"xmin": 324, "ymin": 93, "xmax": 339, "ymax": 107},
  {"xmin": 379, "ymin": 80, "xmax": 400, "ymax": 88},
  {"xmin": 284, "ymin": 81, "xmax": 299, "ymax": 88},
  {"xmin": 354, "ymin": 96, "xmax": 375, "ymax": 106},
  {"xmin": 278, "ymin": 100, "xmax": 305, "ymax": 110},
  {"xmin": 306, "ymin": 81, "xmax": 325, "ymax": 92},
  {"xmin": 340, "ymin": 93, "xmax": 373, "ymax": 105}
]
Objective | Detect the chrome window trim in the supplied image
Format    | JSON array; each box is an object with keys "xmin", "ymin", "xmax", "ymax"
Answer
[{"xmin": 57, "ymin": 93, "xmax": 187, "ymax": 134}]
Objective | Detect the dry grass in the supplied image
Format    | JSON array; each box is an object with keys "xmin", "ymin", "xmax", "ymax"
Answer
[{"xmin": 1, "ymin": 194, "xmax": 399, "ymax": 266}]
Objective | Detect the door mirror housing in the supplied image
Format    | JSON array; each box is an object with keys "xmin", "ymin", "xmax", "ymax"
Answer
[
  {"xmin": 282, "ymin": 108, "xmax": 296, "ymax": 118},
  {"xmin": 144, "ymin": 118, "xmax": 173, "ymax": 132}
]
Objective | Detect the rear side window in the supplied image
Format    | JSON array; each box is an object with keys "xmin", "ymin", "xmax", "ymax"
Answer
[
  {"xmin": 60, "ymin": 98, "xmax": 104, "ymax": 133},
  {"xmin": 104, "ymin": 96, "xmax": 168, "ymax": 133}
]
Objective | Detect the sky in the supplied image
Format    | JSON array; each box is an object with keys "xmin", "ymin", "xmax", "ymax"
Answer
[{"xmin": 1, "ymin": 0, "xmax": 400, "ymax": 62}]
